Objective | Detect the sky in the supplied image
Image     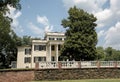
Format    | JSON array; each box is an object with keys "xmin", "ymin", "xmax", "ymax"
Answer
[{"xmin": 8, "ymin": 0, "xmax": 120, "ymax": 50}]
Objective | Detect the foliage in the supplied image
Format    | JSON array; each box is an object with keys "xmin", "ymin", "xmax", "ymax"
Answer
[
  {"xmin": 96, "ymin": 46, "xmax": 120, "ymax": 61},
  {"xmin": 0, "ymin": 0, "xmax": 21, "ymax": 68},
  {"xmin": 0, "ymin": 0, "xmax": 21, "ymax": 13},
  {"xmin": 96, "ymin": 47, "xmax": 105, "ymax": 60},
  {"xmin": 0, "ymin": 13, "xmax": 18, "ymax": 68},
  {"xmin": 17, "ymin": 36, "xmax": 32, "ymax": 46},
  {"xmin": 60, "ymin": 6, "xmax": 97, "ymax": 61}
]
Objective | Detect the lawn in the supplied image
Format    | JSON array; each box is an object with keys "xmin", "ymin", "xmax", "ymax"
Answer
[{"xmin": 30, "ymin": 79, "xmax": 120, "ymax": 82}]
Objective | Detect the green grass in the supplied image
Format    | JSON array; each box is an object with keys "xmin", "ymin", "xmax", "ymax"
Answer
[{"xmin": 30, "ymin": 79, "xmax": 120, "ymax": 82}]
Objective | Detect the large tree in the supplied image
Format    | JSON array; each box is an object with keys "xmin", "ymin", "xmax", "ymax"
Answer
[
  {"xmin": 0, "ymin": 0, "xmax": 21, "ymax": 68},
  {"xmin": 0, "ymin": 12, "xmax": 19, "ymax": 68},
  {"xmin": 0, "ymin": 0, "xmax": 21, "ymax": 13},
  {"xmin": 60, "ymin": 6, "xmax": 97, "ymax": 61}
]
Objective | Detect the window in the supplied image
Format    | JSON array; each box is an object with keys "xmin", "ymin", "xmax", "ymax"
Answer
[
  {"xmin": 49, "ymin": 38, "xmax": 54, "ymax": 40},
  {"xmin": 51, "ymin": 56, "xmax": 55, "ymax": 61},
  {"xmin": 34, "ymin": 45, "xmax": 39, "ymax": 51},
  {"xmin": 57, "ymin": 38, "xmax": 62, "ymax": 41},
  {"xmin": 34, "ymin": 45, "xmax": 46, "ymax": 51},
  {"xmin": 58, "ymin": 45, "xmax": 61, "ymax": 50},
  {"xmin": 25, "ymin": 49, "xmax": 31, "ymax": 55},
  {"xmin": 51, "ymin": 45, "xmax": 55, "ymax": 51},
  {"xmin": 64, "ymin": 38, "xmax": 66, "ymax": 40},
  {"xmin": 24, "ymin": 57, "xmax": 31, "ymax": 63},
  {"xmin": 34, "ymin": 57, "xmax": 46, "ymax": 63}
]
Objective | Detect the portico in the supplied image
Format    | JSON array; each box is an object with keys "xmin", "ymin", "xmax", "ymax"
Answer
[{"xmin": 47, "ymin": 41, "xmax": 64, "ymax": 62}]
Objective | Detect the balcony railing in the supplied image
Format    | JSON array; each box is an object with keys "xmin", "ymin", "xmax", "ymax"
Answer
[{"xmin": 35, "ymin": 61, "xmax": 120, "ymax": 69}]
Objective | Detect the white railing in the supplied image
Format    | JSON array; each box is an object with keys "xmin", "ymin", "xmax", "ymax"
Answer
[
  {"xmin": 36, "ymin": 61, "xmax": 120, "ymax": 69},
  {"xmin": 81, "ymin": 61, "xmax": 98, "ymax": 68}
]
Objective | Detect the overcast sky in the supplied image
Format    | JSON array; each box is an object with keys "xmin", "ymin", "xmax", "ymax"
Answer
[{"xmin": 8, "ymin": 0, "xmax": 120, "ymax": 50}]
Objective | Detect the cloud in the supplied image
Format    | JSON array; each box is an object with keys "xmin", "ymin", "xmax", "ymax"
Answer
[
  {"xmin": 95, "ymin": 9, "xmax": 112, "ymax": 21},
  {"xmin": 28, "ymin": 22, "xmax": 43, "ymax": 35},
  {"xmin": 98, "ymin": 30, "xmax": 105, "ymax": 38},
  {"xmin": 5, "ymin": 5, "xmax": 24, "ymax": 36},
  {"xmin": 27, "ymin": 16, "xmax": 53, "ymax": 38},
  {"xmin": 94, "ymin": 9, "xmax": 112, "ymax": 28},
  {"xmin": 45, "ymin": 25, "xmax": 53, "ymax": 33},
  {"xmin": 104, "ymin": 22, "xmax": 120, "ymax": 49},
  {"xmin": 37, "ymin": 15, "xmax": 53, "ymax": 32},
  {"xmin": 96, "ymin": 0, "xmax": 120, "ymax": 28},
  {"xmin": 62, "ymin": 0, "xmax": 107, "ymax": 13},
  {"xmin": 37, "ymin": 16, "xmax": 49, "ymax": 26},
  {"xmin": 7, "ymin": 5, "xmax": 22, "ymax": 28}
]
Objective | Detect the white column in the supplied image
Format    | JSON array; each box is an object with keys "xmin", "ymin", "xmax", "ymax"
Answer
[
  {"xmin": 49, "ymin": 44, "xmax": 51, "ymax": 61},
  {"xmin": 31, "ymin": 44, "xmax": 34, "ymax": 68},
  {"xmin": 46, "ymin": 45, "xmax": 48, "ymax": 61},
  {"xmin": 56, "ymin": 44, "xmax": 58, "ymax": 62}
]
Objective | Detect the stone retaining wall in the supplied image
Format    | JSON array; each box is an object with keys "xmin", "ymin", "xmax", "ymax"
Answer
[
  {"xmin": 35, "ymin": 68, "xmax": 120, "ymax": 80},
  {"xmin": 1, "ymin": 68, "xmax": 120, "ymax": 82},
  {"xmin": 0, "ymin": 69, "xmax": 34, "ymax": 82}
]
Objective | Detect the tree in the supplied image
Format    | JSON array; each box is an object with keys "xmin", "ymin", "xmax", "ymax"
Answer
[
  {"xmin": 0, "ymin": 0, "xmax": 21, "ymax": 13},
  {"xmin": 60, "ymin": 6, "xmax": 97, "ymax": 61},
  {"xmin": 104, "ymin": 47, "xmax": 120, "ymax": 61},
  {"xmin": 112, "ymin": 50, "xmax": 120, "ymax": 61},
  {"xmin": 96, "ymin": 46, "xmax": 120, "ymax": 61},
  {"xmin": 104, "ymin": 47, "xmax": 113, "ymax": 60},
  {"xmin": 96, "ymin": 47, "xmax": 105, "ymax": 60},
  {"xmin": 17, "ymin": 36, "xmax": 32, "ymax": 46},
  {"xmin": 0, "ymin": 13, "xmax": 11, "ymax": 68},
  {"xmin": 0, "ymin": 0, "xmax": 21, "ymax": 68}
]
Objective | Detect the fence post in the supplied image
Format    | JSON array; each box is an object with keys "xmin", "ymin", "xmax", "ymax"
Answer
[
  {"xmin": 97, "ymin": 61, "xmax": 100, "ymax": 68},
  {"xmin": 58, "ymin": 62, "xmax": 62, "ymax": 69},
  {"xmin": 114, "ymin": 61, "xmax": 117, "ymax": 68},
  {"xmin": 35, "ymin": 62, "xmax": 39, "ymax": 69},
  {"xmin": 78, "ymin": 61, "xmax": 81, "ymax": 68}
]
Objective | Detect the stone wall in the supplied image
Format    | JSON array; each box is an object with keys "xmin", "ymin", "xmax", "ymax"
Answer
[
  {"xmin": 0, "ymin": 69, "xmax": 34, "ymax": 82},
  {"xmin": 35, "ymin": 68, "xmax": 120, "ymax": 80},
  {"xmin": 1, "ymin": 68, "xmax": 120, "ymax": 82}
]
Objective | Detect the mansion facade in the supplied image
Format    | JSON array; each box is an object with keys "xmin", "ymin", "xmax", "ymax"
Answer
[{"xmin": 17, "ymin": 32, "xmax": 65, "ymax": 68}]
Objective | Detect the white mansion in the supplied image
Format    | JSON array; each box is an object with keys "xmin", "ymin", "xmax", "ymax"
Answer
[
  {"xmin": 16, "ymin": 32, "xmax": 120, "ymax": 69},
  {"xmin": 17, "ymin": 32, "xmax": 66, "ymax": 68}
]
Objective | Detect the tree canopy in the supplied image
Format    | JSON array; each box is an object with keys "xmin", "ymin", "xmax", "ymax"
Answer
[
  {"xmin": 60, "ymin": 6, "xmax": 97, "ymax": 61},
  {"xmin": 0, "ymin": 0, "xmax": 21, "ymax": 13},
  {"xmin": 0, "ymin": 0, "xmax": 21, "ymax": 68},
  {"xmin": 0, "ymin": 13, "xmax": 20, "ymax": 68},
  {"xmin": 96, "ymin": 46, "xmax": 120, "ymax": 61}
]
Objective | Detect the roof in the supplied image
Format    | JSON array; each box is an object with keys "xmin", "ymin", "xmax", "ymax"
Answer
[
  {"xmin": 32, "ymin": 40, "xmax": 47, "ymax": 43},
  {"xmin": 45, "ymin": 32, "xmax": 65, "ymax": 36}
]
